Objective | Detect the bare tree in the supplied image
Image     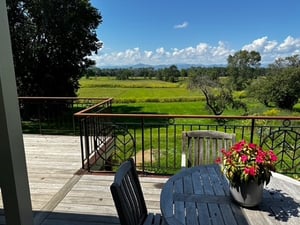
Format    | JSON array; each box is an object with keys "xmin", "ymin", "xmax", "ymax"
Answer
[{"xmin": 188, "ymin": 75, "xmax": 247, "ymax": 115}]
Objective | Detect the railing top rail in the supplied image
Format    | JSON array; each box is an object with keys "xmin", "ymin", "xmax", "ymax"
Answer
[
  {"xmin": 18, "ymin": 97, "xmax": 111, "ymax": 101},
  {"xmin": 73, "ymin": 113, "xmax": 300, "ymax": 121},
  {"xmin": 75, "ymin": 98, "xmax": 113, "ymax": 114}
]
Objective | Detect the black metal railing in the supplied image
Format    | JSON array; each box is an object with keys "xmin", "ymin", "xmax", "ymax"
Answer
[
  {"xmin": 18, "ymin": 97, "xmax": 300, "ymax": 176},
  {"xmin": 18, "ymin": 97, "xmax": 112, "ymax": 134},
  {"xmin": 75, "ymin": 110, "xmax": 300, "ymax": 176}
]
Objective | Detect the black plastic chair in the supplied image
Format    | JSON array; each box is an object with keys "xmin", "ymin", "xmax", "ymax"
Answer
[{"xmin": 110, "ymin": 158, "xmax": 164, "ymax": 225}]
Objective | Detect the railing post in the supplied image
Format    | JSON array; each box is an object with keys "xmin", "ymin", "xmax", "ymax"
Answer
[
  {"xmin": 250, "ymin": 118, "xmax": 255, "ymax": 143},
  {"xmin": 141, "ymin": 117, "xmax": 145, "ymax": 174},
  {"xmin": 79, "ymin": 118, "xmax": 85, "ymax": 169},
  {"xmin": 84, "ymin": 117, "xmax": 90, "ymax": 171},
  {"xmin": 38, "ymin": 103, "xmax": 42, "ymax": 134},
  {"xmin": 72, "ymin": 99, "xmax": 76, "ymax": 134}
]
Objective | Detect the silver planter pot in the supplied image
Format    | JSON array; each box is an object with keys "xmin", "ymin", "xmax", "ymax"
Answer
[{"xmin": 230, "ymin": 181, "xmax": 264, "ymax": 207}]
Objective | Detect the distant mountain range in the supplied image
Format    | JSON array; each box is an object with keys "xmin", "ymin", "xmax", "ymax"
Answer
[{"xmin": 98, "ymin": 63, "xmax": 227, "ymax": 70}]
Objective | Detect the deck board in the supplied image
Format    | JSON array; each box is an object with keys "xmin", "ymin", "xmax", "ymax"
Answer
[{"xmin": 0, "ymin": 134, "xmax": 168, "ymax": 225}]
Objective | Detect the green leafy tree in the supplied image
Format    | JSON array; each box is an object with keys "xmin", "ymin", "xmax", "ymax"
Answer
[
  {"xmin": 116, "ymin": 69, "xmax": 133, "ymax": 80},
  {"xmin": 227, "ymin": 50, "xmax": 261, "ymax": 90},
  {"xmin": 7, "ymin": 0, "xmax": 102, "ymax": 97},
  {"xmin": 249, "ymin": 55, "xmax": 300, "ymax": 110},
  {"xmin": 160, "ymin": 65, "xmax": 180, "ymax": 82},
  {"xmin": 271, "ymin": 68, "xmax": 300, "ymax": 109},
  {"xmin": 247, "ymin": 77, "xmax": 272, "ymax": 107},
  {"xmin": 180, "ymin": 69, "xmax": 188, "ymax": 78}
]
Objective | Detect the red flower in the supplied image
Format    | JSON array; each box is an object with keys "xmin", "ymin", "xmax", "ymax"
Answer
[
  {"xmin": 269, "ymin": 150, "xmax": 278, "ymax": 162},
  {"xmin": 244, "ymin": 166, "xmax": 256, "ymax": 176},
  {"xmin": 248, "ymin": 143, "xmax": 257, "ymax": 149},
  {"xmin": 218, "ymin": 140, "xmax": 278, "ymax": 187},
  {"xmin": 256, "ymin": 155, "xmax": 265, "ymax": 164},
  {"xmin": 241, "ymin": 155, "xmax": 248, "ymax": 163},
  {"xmin": 215, "ymin": 157, "xmax": 222, "ymax": 164},
  {"xmin": 233, "ymin": 140, "xmax": 245, "ymax": 152},
  {"xmin": 256, "ymin": 157, "xmax": 264, "ymax": 164},
  {"xmin": 221, "ymin": 148, "xmax": 232, "ymax": 157}
]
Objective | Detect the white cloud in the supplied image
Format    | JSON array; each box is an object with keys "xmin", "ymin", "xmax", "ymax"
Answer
[
  {"xmin": 144, "ymin": 50, "xmax": 153, "ymax": 58},
  {"xmin": 90, "ymin": 35, "xmax": 300, "ymax": 67},
  {"xmin": 264, "ymin": 41, "xmax": 277, "ymax": 52},
  {"xmin": 212, "ymin": 41, "xmax": 233, "ymax": 58},
  {"xmin": 156, "ymin": 47, "xmax": 166, "ymax": 55},
  {"xmin": 243, "ymin": 36, "xmax": 269, "ymax": 52},
  {"xmin": 174, "ymin": 21, "xmax": 188, "ymax": 29},
  {"xmin": 278, "ymin": 36, "xmax": 300, "ymax": 53},
  {"xmin": 241, "ymin": 36, "xmax": 300, "ymax": 64}
]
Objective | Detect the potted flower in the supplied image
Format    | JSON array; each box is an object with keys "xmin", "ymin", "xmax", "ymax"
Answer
[{"xmin": 216, "ymin": 140, "xmax": 278, "ymax": 207}]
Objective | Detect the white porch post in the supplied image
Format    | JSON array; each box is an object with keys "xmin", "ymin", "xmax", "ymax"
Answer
[{"xmin": 0, "ymin": 1, "xmax": 34, "ymax": 224}]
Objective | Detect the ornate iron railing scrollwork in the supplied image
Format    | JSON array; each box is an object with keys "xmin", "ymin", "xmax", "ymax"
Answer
[
  {"xmin": 260, "ymin": 125, "xmax": 300, "ymax": 174},
  {"xmin": 93, "ymin": 124, "xmax": 136, "ymax": 170},
  {"xmin": 168, "ymin": 117, "xmax": 175, "ymax": 125},
  {"xmin": 282, "ymin": 119, "xmax": 291, "ymax": 127}
]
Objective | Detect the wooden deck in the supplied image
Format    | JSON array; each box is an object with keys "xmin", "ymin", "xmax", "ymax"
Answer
[{"xmin": 0, "ymin": 134, "xmax": 168, "ymax": 225}]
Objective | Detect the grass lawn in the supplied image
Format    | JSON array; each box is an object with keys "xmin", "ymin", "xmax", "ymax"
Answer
[{"xmin": 112, "ymin": 102, "xmax": 208, "ymax": 114}]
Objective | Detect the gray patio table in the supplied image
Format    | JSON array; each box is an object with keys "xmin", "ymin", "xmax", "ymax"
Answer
[{"xmin": 160, "ymin": 164, "xmax": 300, "ymax": 225}]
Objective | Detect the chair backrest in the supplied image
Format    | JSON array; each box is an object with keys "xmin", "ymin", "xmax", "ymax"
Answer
[
  {"xmin": 110, "ymin": 158, "xmax": 148, "ymax": 225},
  {"xmin": 181, "ymin": 130, "xmax": 236, "ymax": 167}
]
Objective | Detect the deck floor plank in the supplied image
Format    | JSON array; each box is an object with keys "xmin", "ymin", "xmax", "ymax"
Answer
[{"xmin": 0, "ymin": 134, "xmax": 166, "ymax": 225}]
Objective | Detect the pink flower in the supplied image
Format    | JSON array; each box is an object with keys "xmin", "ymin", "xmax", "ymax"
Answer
[
  {"xmin": 221, "ymin": 149, "xmax": 233, "ymax": 158},
  {"xmin": 256, "ymin": 150, "xmax": 266, "ymax": 164},
  {"xmin": 269, "ymin": 150, "xmax": 278, "ymax": 162},
  {"xmin": 244, "ymin": 166, "xmax": 256, "ymax": 176},
  {"xmin": 256, "ymin": 155, "xmax": 265, "ymax": 164},
  {"xmin": 233, "ymin": 140, "xmax": 245, "ymax": 152},
  {"xmin": 248, "ymin": 143, "xmax": 257, "ymax": 149},
  {"xmin": 241, "ymin": 155, "xmax": 248, "ymax": 163},
  {"xmin": 215, "ymin": 157, "xmax": 222, "ymax": 164}
]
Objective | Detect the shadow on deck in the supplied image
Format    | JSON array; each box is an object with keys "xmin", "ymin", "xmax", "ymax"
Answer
[{"xmin": 0, "ymin": 209, "xmax": 119, "ymax": 225}]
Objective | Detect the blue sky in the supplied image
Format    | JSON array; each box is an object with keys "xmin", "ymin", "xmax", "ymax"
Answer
[{"xmin": 90, "ymin": 0, "xmax": 300, "ymax": 67}]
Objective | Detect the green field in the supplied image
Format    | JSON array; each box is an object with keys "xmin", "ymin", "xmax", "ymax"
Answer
[
  {"xmin": 79, "ymin": 77, "xmax": 181, "ymax": 88},
  {"xmin": 78, "ymin": 77, "xmax": 201, "ymax": 99},
  {"xmin": 78, "ymin": 77, "xmax": 300, "ymax": 116}
]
